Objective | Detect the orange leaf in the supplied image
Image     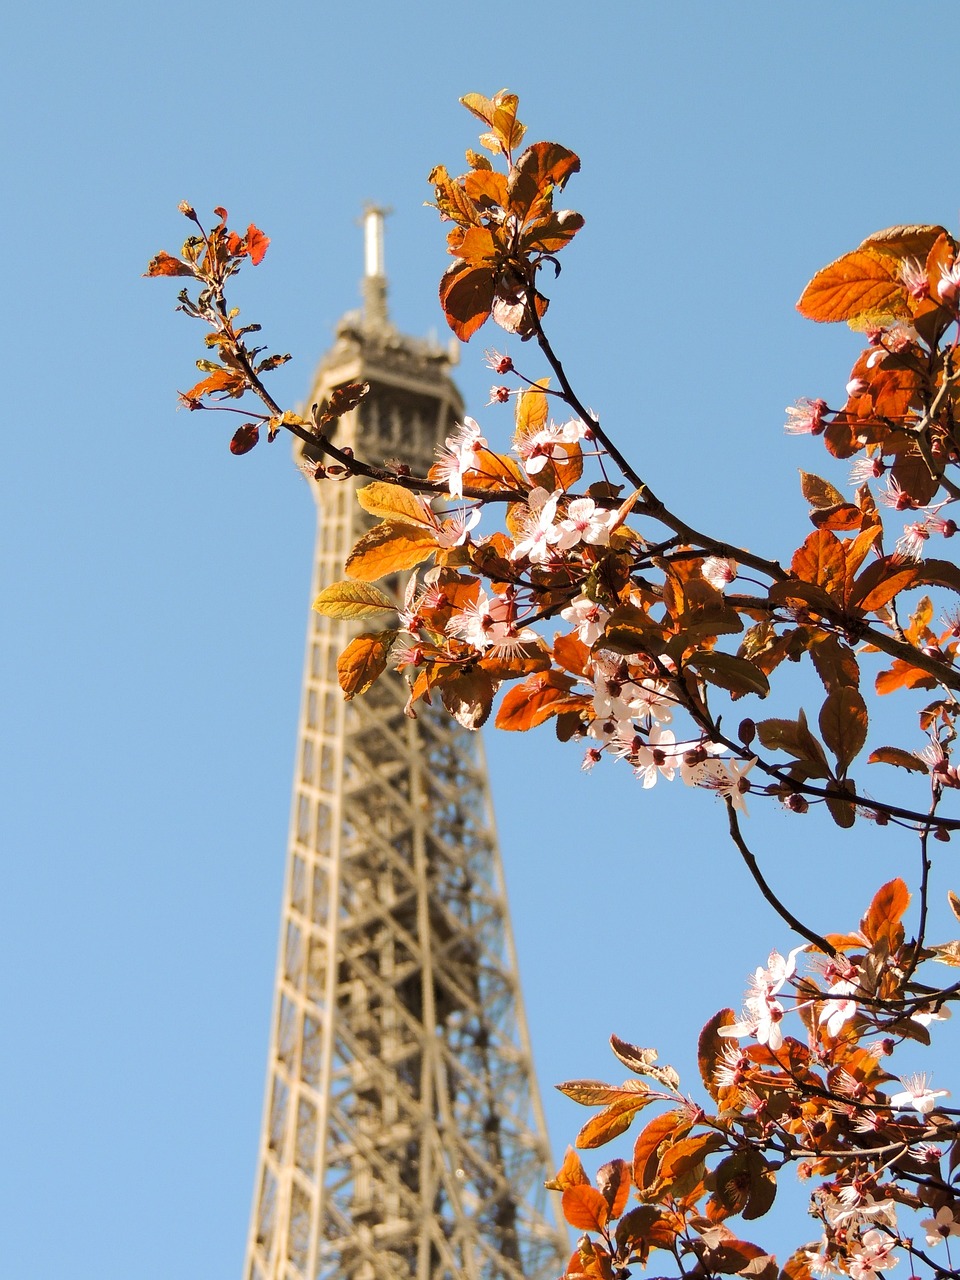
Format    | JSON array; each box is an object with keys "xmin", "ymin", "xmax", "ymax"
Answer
[
  {"xmin": 336, "ymin": 631, "xmax": 394, "ymax": 700},
  {"xmin": 547, "ymin": 1146, "xmax": 590, "ymax": 1192},
  {"xmin": 557, "ymin": 1079, "xmax": 651, "ymax": 1107},
  {"xmin": 656, "ymin": 1133, "xmax": 725, "ymax": 1185},
  {"xmin": 790, "ymin": 530, "xmax": 846, "ymax": 602},
  {"xmin": 438, "ymin": 262, "xmax": 496, "ymax": 340},
  {"xmin": 514, "ymin": 378, "xmax": 550, "ymax": 438},
  {"xmin": 633, "ymin": 1110, "xmax": 690, "ymax": 1195},
  {"xmin": 849, "ymin": 558, "xmax": 921, "ymax": 612},
  {"xmin": 797, "ymin": 247, "xmax": 907, "ymax": 326},
  {"xmin": 495, "ymin": 670, "xmax": 578, "ymax": 731},
  {"xmin": 345, "ymin": 521, "xmax": 437, "ymax": 581},
  {"xmin": 181, "ymin": 367, "xmax": 246, "ymax": 401},
  {"xmin": 244, "ymin": 224, "xmax": 270, "ymax": 265},
  {"xmin": 576, "ymin": 1093, "xmax": 654, "ymax": 1149},
  {"xmin": 561, "ymin": 1185, "xmax": 610, "ymax": 1233},
  {"xmin": 875, "ymin": 658, "xmax": 939, "ymax": 696},
  {"xmin": 862, "ymin": 878, "xmax": 910, "ymax": 949},
  {"xmin": 859, "ymin": 223, "xmax": 949, "ymax": 261},
  {"xmin": 144, "ymin": 250, "xmax": 194, "ymax": 277}
]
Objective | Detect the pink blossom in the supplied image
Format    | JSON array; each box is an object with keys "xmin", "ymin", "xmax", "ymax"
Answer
[
  {"xmin": 701, "ymin": 556, "xmax": 738, "ymax": 590},
  {"xmin": 900, "ymin": 256, "xmax": 929, "ymax": 300},
  {"xmin": 845, "ymin": 1229, "xmax": 898, "ymax": 1280},
  {"xmin": 510, "ymin": 487, "xmax": 562, "ymax": 564},
  {"xmin": 515, "ymin": 419, "xmax": 584, "ymax": 475},
  {"xmin": 888, "ymin": 1072, "xmax": 949, "ymax": 1115},
  {"xmin": 849, "ymin": 456, "xmax": 886, "ymax": 486},
  {"xmin": 691, "ymin": 757, "xmax": 757, "ymax": 814},
  {"xmin": 785, "ymin": 397, "xmax": 828, "ymax": 435},
  {"xmin": 877, "ymin": 475, "xmax": 917, "ymax": 512},
  {"xmin": 435, "ymin": 507, "xmax": 481, "ymax": 548},
  {"xmin": 819, "ymin": 980, "xmax": 858, "ymax": 1037},
  {"xmin": 559, "ymin": 595, "xmax": 609, "ymax": 646},
  {"xmin": 937, "ymin": 260, "xmax": 960, "ymax": 302},
  {"xmin": 487, "ymin": 384, "xmax": 512, "ymax": 404},
  {"xmin": 484, "ymin": 348, "xmax": 513, "ymax": 375},
  {"xmin": 553, "ymin": 497, "xmax": 619, "ymax": 550},
  {"xmin": 632, "ymin": 727, "xmax": 679, "ymax": 788},
  {"xmin": 921, "ymin": 1205, "xmax": 960, "ymax": 1247},
  {"xmin": 434, "ymin": 417, "xmax": 487, "ymax": 499}
]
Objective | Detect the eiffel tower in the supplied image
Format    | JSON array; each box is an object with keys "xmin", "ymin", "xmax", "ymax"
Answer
[{"xmin": 243, "ymin": 208, "xmax": 567, "ymax": 1280}]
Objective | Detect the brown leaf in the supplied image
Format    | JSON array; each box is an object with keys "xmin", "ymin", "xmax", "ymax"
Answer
[
  {"xmin": 244, "ymin": 224, "xmax": 270, "ymax": 265},
  {"xmin": 494, "ymin": 670, "xmax": 579, "ymax": 731},
  {"xmin": 797, "ymin": 247, "xmax": 907, "ymax": 326},
  {"xmin": 596, "ymin": 1158, "xmax": 632, "ymax": 1219},
  {"xmin": 688, "ymin": 652, "xmax": 770, "ymax": 699},
  {"xmin": 818, "ymin": 685, "xmax": 867, "ymax": 774},
  {"xmin": 633, "ymin": 1110, "xmax": 691, "ymax": 1196},
  {"xmin": 800, "ymin": 471, "xmax": 845, "ymax": 510},
  {"xmin": 355, "ymin": 481, "xmax": 435, "ymax": 527},
  {"xmin": 868, "ymin": 746, "xmax": 926, "ymax": 773},
  {"xmin": 698, "ymin": 1009, "xmax": 737, "ymax": 1104},
  {"xmin": 313, "ymin": 581, "xmax": 395, "ymax": 620},
  {"xmin": 440, "ymin": 667, "xmax": 496, "ymax": 730}
]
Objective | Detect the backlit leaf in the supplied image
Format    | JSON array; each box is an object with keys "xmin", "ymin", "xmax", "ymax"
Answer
[
  {"xmin": 336, "ymin": 631, "xmax": 394, "ymax": 700},
  {"xmin": 862, "ymin": 877, "xmax": 910, "ymax": 949},
  {"xmin": 556, "ymin": 1079, "xmax": 651, "ymax": 1107},
  {"xmin": 790, "ymin": 529, "xmax": 846, "ymax": 602},
  {"xmin": 698, "ymin": 1009, "xmax": 737, "ymax": 1104},
  {"xmin": 439, "ymin": 262, "xmax": 496, "ymax": 340},
  {"xmin": 800, "ymin": 471, "xmax": 845, "ymax": 510},
  {"xmin": 868, "ymin": 746, "xmax": 926, "ymax": 773},
  {"xmin": 561, "ymin": 1185, "xmax": 609, "ymax": 1232},
  {"xmin": 229, "ymin": 423, "xmax": 259, "ymax": 455},
  {"xmin": 797, "ymin": 247, "xmax": 907, "ymax": 326},
  {"xmin": 546, "ymin": 1146, "xmax": 590, "ymax": 1192},
  {"xmin": 576, "ymin": 1093, "xmax": 654, "ymax": 1149},
  {"xmin": 596, "ymin": 1158, "xmax": 632, "ymax": 1219},
  {"xmin": 859, "ymin": 223, "xmax": 948, "ymax": 261},
  {"xmin": 244, "ymin": 224, "xmax": 270, "ymax": 265},
  {"xmin": 495, "ymin": 670, "xmax": 579, "ymax": 731},
  {"xmin": 313, "ymin": 581, "xmax": 395, "ymax": 620},
  {"xmin": 689, "ymin": 652, "xmax": 770, "ymax": 699},
  {"xmin": 440, "ymin": 667, "xmax": 496, "ymax": 730},
  {"xmin": 356, "ymin": 481, "xmax": 436, "ymax": 527},
  {"xmin": 633, "ymin": 1110, "xmax": 691, "ymax": 1196},
  {"xmin": 345, "ymin": 521, "xmax": 437, "ymax": 581},
  {"xmin": 144, "ymin": 250, "xmax": 194, "ymax": 277}
]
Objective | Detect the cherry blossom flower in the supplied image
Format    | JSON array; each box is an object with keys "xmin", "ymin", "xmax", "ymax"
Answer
[
  {"xmin": 581, "ymin": 746, "xmax": 603, "ymax": 772},
  {"xmin": 849, "ymin": 456, "xmax": 886, "ymax": 486},
  {"xmin": 632, "ymin": 727, "xmax": 679, "ymax": 788},
  {"xmin": 785, "ymin": 397, "xmax": 828, "ymax": 435},
  {"xmin": 887, "ymin": 1072, "xmax": 949, "ymax": 1115},
  {"xmin": 487, "ymin": 384, "xmax": 512, "ymax": 404},
  {"xmin": 937, "ymin": 259, "xmax": 960, "ymax": 302},
  {"xmin": 900, "ymin": 256, "xmax": 930, "ymax": 300},
  {"xmin": 845, "ymin": 1229, "xmax": 898, "ymax": 1280},
  {"xmin": 435, "ymin": 507, "xmax": 481, "ymax": 548},
  {"xmin": 701, "ymin": 556, "xmax": 738, "ymax": 590},
  {"xmin": 819, "ymin": 979, "xmax": 858, "ymax": 1038},
  {"xmin": 553, "ymin": 497, "xmax": 618, "ymax": 550},
  {"xmin": 434, "ymin": 416, "xmax": 487, "ymax": 499},
  {"xmin": 691, "ymin": 756, "xmax": 757, "ymax": 814},
  {"xmin": 559, "ymin": 595, "xmax": 609, "ymax": 645},
  {"xmin": 515, "ymin": 418, "xmax": 584, "ymax": 475},
  {"xmin": 510, "ymin": 487, "xmax": 562, "ymax": 563},
  {"xmin": 483, "ymin": 348, "xmax": 513, "ymax": 375},
  {"xmin": 877, "ymin": 475, "xmax": 917, "ymax": 512},
  {"xmin": 921, "ymin": 1205, "xmax": 960, "ymax": 1247}
]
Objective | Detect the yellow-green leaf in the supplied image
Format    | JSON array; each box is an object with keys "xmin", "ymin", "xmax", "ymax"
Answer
[{"xmin": 313, "ymin": 581, "xmax": 396, "ymax": 620}]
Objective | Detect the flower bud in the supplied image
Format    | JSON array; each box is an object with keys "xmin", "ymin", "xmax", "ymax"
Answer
[{"xmin": 738, "ymin": 718, "xmax": 756, "ymax": 746}]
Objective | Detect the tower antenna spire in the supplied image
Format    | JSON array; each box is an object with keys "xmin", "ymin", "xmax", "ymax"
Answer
[{"xmin": 361, "ymin": 203, "xmax": 392, "ymax": 329}]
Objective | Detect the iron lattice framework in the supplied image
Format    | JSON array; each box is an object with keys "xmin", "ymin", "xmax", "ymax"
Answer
[{"xmin": 244, "ymin": 212, "xmax": 567, "ymax": 1280}]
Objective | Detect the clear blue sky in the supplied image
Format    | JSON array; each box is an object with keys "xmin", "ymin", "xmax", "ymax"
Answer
[{"xmin": 5, "ymin": 4, "xmax": 960, "ymax": 1276}]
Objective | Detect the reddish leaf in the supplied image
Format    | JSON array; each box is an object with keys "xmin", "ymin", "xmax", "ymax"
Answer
[
  {"xmin": 698, "ymin": 1009, "xmax": 737, "ymax": 1104},
  {"xmin": 790, "ymin": 530, "xmax": 846, "ymax": 602},
  {"xmin": 547, "ymin": 1146, "xmax": 590, "ymax": 1191},
  {"xmin": 849, "ymin": 557, "xmax": 921, "ymax": 612},
  {"xmin": 575, "ymin": 1093, "xmax": 654, "ymax": 1149},
  {"xmin": 144, "ymin": 250, "xmax": 194, "ymax": 278},
  {"xmin": 862, "ymin": 877, "xmax": 910, "ymax": 949},
  {"xmin": 438, "ymin": 262, "xmax": 496, "ymax": 340},
  {"xmin": 244, "ymin": 223, "xmax": 270, "ymax": 265},
  {"xmin": 229, "ymin": 423, "xmax": 260, "ymax": 455},
  {"xmin": 633, "ymin": 1110, "xmax": 690, "ymax": 1196},
  {"xmin": 495, "ymin": 670, "xmax": 578, "ymax": 731},
  {"xmin": 561, "ymin": 1184, "xmax": 610, "ymax": 1232}
]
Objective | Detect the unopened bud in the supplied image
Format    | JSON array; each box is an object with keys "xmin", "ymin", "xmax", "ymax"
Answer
[
  {"xmin": 881, "ymin": 1038, "xmax": 896, "ymax": 1056},
  {"xmin": 738, "ymin": 718, "xmax": 756, "ymax": 747},
  {"xmin": 178, "ymin": 200, "xmax": 198, "ymax": 220},
  {"xmin": 785, "ymin": 793, "xmax": 809, "ymax": 814},
  {"xmin": 935, "ymin": 826, "xmax": 951, "ymax": 843}
]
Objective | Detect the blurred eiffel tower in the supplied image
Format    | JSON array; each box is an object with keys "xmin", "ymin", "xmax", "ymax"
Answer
[{"xmin": 243, "ymin": 208, "xmax": 566, "ymax": 1280}]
